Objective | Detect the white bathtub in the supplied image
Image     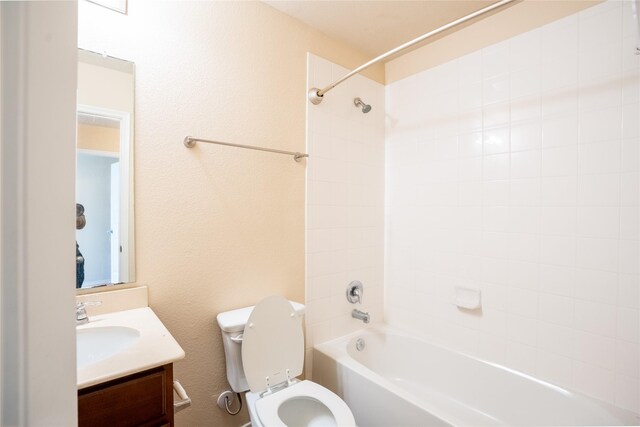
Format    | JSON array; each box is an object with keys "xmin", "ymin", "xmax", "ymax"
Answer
[{"xmin": 312, "ymin": 326, "xmax": 639, "ymax": 426}]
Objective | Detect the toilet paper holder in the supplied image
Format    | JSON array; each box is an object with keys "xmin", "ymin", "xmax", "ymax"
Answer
[{"xmin": 173, "ymin": 380, "xmax": 191, "ymax": 413}]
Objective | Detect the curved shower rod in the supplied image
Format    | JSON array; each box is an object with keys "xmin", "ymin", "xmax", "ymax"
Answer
[{"xmin": 308, "ymin": 0, "xmax": 516, "ymax": 105}]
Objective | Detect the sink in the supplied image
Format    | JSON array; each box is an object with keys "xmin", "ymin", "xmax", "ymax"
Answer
[
  {"xmin": 76, "ymin": 307, "xmax": 185, "ymax": 389},
  {"xmin": 77, "ymin": 326, "xmax": 140, "ymax": 369}
]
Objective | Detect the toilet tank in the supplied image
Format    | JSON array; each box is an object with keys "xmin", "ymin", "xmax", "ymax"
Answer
[{"xmin": 216, "ymin": 300, "xmax": 305, "ymax": 393}]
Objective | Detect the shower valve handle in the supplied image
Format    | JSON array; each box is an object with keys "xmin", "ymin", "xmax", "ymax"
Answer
[{"xmin": 346, "ymin": 280, "xmax": 363, "ymax": 304}]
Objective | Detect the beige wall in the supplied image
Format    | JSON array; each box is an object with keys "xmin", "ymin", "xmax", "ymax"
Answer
[
  {"xmin": 385, "ymin": 0, "xmax": 603, "ymax": 84},
  {"xmin": 77, "ymin": 123, "xmax": 119, "ymax": 153},
  {"xmin": 78, "ymin": 1, "xmax": 382, "ymax": 425}
]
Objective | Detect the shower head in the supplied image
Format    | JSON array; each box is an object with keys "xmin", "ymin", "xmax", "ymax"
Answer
[{"xmin": 354, "ymin": 97, "xmax": 372, "ymax": 114}]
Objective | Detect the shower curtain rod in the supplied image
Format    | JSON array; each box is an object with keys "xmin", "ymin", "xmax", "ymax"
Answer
[{"xmin": 308, "ymin": 0, "xmax": 516, "ymax": 105}]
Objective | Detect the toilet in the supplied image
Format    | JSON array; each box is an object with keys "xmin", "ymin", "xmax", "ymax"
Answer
[{"xmin": 216, "ymin": 296, "xmax": 356, "ymax": 427}]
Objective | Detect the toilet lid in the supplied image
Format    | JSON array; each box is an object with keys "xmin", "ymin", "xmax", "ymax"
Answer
[{"xmin": 242, "ymin": 296, "xmax": 304, "ymax": 393}]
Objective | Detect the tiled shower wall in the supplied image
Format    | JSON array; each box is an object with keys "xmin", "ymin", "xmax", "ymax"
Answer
[
  {"xmin": 305, "ymin": 54, "xmax": 385, "ymax": 375},
  {"xmin": 385, "ymin": 1, "xmax": 639, "ymax": 412}
]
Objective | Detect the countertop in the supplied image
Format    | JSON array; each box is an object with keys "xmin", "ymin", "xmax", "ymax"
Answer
[{"xmin": 77, "ymin": 307, "xmax": 185, "ymax": 389}]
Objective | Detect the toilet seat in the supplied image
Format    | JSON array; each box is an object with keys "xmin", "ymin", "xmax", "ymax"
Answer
[
  {"xmin": 241, "ymin": 296, "xmax": 356, "ymax": 427},
  {"xmin": 255, "ymin": 380, "xmax": 356, "ymax": 427}
]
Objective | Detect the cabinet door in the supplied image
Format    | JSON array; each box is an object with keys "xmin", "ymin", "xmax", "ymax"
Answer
[{"xmin": 79, "ymin": 364, "xmax": 174, "ymax": 427}]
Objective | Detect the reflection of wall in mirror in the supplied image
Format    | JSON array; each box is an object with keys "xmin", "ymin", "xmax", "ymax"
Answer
[
  {"xmin": 77, "ymin": 60, "xmax": 133, "ymax": 113},
  {"xmin": 77, "ymin": 122, "xmax": 119, "ymax": 153}
]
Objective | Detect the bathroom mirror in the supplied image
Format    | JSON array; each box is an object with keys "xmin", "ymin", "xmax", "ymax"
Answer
[{"xmin": 76, "ymin": 49, "xmax": 135, "ymax": 289}]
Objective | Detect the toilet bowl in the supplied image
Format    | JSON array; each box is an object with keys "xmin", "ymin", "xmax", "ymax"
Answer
[
  {"xmin": 217, "ymin": 296, "xmax": 356, "ymax": 427},
  {"xmin": 246, "ymin": 380, "xmax": 355, "ymax": 427}
]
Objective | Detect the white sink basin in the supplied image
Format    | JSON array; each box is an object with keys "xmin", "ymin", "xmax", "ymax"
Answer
[
  {"xmin": 77, "ymin": 326, "xmax": 140, "ymax": 369},
  {"xmin": 76, "ymin": 307, "xmax": 185, "ymax": 389}
]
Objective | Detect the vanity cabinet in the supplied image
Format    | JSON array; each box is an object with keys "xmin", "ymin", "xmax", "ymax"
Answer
[{"xmin": 78, "ymin": 364, "xmax": 174, "ymax": 427}]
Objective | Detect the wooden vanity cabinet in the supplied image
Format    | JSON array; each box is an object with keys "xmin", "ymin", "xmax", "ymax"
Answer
[{"xmin": 78, "ymin": 364, "xmax": 174, "ymax": 427}]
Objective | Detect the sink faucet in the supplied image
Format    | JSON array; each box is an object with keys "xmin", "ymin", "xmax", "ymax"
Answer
[
  {"xmin": 76, "ymin": 301, "xmax": 102, "ymax": 325},
  {"xmin": 352, "ymin": 309, "xmax": 370, "ymax": 323}
]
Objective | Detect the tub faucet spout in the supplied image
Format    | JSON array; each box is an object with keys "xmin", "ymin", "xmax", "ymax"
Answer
[{"xmin": 352, "ymin": 309, "xmax": 370, "ymax": 323}]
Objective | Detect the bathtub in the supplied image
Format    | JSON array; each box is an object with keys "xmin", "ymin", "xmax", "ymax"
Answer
[{"xmin": 312, "ymin": 326, "xmax": 639, "ymax": 426}]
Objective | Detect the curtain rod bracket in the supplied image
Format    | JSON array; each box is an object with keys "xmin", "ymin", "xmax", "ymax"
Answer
[{"xmin": 308, "ymin": 88, "xmax": 324, "ymax": 105}]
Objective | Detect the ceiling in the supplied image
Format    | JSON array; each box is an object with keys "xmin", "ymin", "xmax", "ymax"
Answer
[{"xmin": 264, "ymin": 0, "xmax": 498, "ymax": 58}]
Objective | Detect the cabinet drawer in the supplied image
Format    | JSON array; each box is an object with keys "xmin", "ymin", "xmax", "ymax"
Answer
[{"xmin": 79, "ymin": 364, "xmax": 173, "ymax": 427}]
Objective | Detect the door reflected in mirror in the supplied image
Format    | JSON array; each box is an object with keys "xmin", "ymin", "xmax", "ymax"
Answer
[{"xmin": 76, "ymin": 49, "xmax": 135, "ymax": 289}]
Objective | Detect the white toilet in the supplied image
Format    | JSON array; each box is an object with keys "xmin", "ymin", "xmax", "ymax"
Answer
[{"xmin": 216, "ymin": 296, "xmax": 356, "ymax": 427}]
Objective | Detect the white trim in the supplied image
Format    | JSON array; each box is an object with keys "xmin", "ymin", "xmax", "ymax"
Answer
[
  {"xmin": 2, "ymin": 4, "xmax": 28, "ymax": 423},
  {"xmin": 0, "ymin": 5, "xmax": 3, "ymax": 422},
  {"xmin": 635, "ymin": 0, "xmax": 640, "ymax": 54},
  {"xmin": 77, "ymin": 103, "xmax": 129, "ymax": 122},
  {"xmin": 1, "ymin": 2, "xmax": 78, "ymax": 424},
  {"xmin": 82, "ymin": 279, "xmax": 111, "ymax": 287},
  {"xmin": 78, "ymin": 148, "xmax": 119, "ymax": 158}
]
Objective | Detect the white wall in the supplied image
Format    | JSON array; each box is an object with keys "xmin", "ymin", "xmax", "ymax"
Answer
[
  {"xmin": 76, "ymin": 153, "xmax": 119, "ymax": 286},
  {"xmin": 305, "ymin": 54, "xmax": 385, "ymax": 375},
  {"xmin": 1, "ymin": 2, "xmax": 78, "ymax": 425},
  {"xmin": 386, "ymin": 0, "xmax": 639, "ymax": 413}
]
